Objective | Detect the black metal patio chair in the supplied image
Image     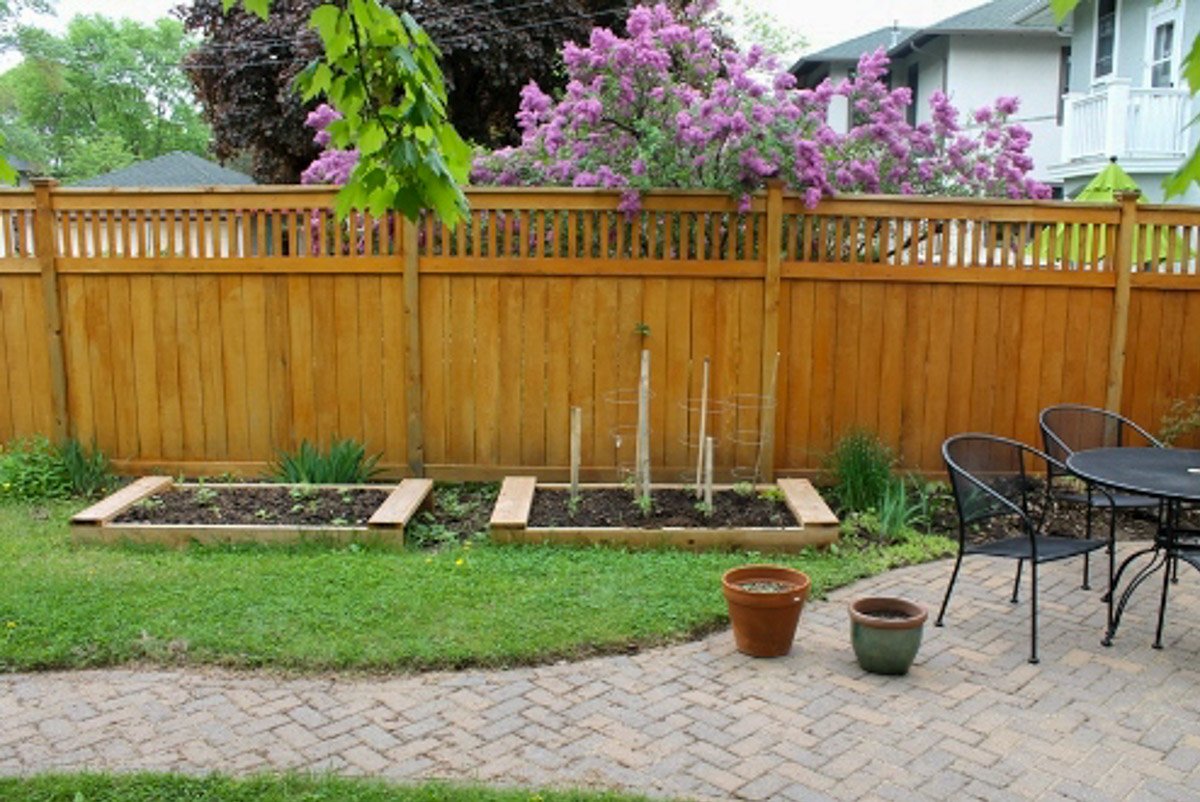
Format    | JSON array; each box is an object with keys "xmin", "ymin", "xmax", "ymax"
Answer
[
  {"xmin": 1039, "ymin": 404, "xmax": 1165, "ymax": 590},
  {"xmin": 937, "ymin": 434, "xmax": 1108, "ymax": 664}
]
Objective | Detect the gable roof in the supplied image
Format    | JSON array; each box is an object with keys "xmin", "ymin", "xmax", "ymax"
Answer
[
  {"xmin": 796, "ymin": 26, "xmax": 918, "ymax": 65},
  {"xmin": 72, "ymin": 152, "xmax": 255, "ymax": 187},
  {"xmin": 924, "ymin": 0, "xmax": 1058, "ymax": 34},
  {"xmin": 791, "ymin": 0, "xmax": 1061, "ymax": 77}
]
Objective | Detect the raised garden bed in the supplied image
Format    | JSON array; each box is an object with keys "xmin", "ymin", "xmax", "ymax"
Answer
[
  {"xmin": 71, "ymin": 476, "xmax": 434, "ymax": 547},
  {"xmin": 490, "ymin": 477, "xmax": 839, "ymax": 552}
]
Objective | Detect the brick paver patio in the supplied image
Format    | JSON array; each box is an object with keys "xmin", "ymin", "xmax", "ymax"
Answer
[{"xmin": 3, "ymin": 546, "xmax": 1199, "ymax": 801}]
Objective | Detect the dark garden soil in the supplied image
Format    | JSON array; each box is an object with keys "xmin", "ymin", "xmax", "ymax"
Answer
[
  {"xmin": 404, "ymin": 483, "xmax": 500, "ymax": 548},
  {"xmin": 528, "ymin": 488, "xmax": 795, "ymax": 529},
  {"xmin": 114, "ymin": 485, "xmax": 392, "ymax": 527}
]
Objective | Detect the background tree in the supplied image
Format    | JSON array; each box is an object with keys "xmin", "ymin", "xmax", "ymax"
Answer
[
  {"xmin": 181, "ymin": 0, "xmax": 692, "ymax": 183},
  {"xmin": 0, "ymin": 15, "xmax": 209, "ymax": 182}
]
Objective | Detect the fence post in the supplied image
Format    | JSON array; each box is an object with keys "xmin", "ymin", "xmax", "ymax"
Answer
[
  {"xmin": 401, "ymin": 217, "xmax": 425, "ymax": 476},
  {"xmin": 32, "ymin": 178, "xmax": 69, "ymax": 443},
  {"xmin": 1104, "ymin": 190, "xmax": 1139, "ymax": 415},
  {"xmin": 757, "ymin": 180, "xmax": 784, "ymax": 481}
]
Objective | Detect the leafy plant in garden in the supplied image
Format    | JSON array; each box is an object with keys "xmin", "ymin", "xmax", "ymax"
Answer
[
  {"xmin": 824, "ymin": 429, "xmax": 896, "ymax": 514},
  {"xmin": 270, "ymin": 438, "xmax": 381, "ymax": 484},
  {"xmin": 57, "ymin": 438, "xmax": 115, "ymax": 498},
  {"xmin": 469, "ymin": 3, "xmax": 1050, "ymax": 212},
  {"xmin": 0, "ymin": 437, "xmax": 113, "ymax": 500}
]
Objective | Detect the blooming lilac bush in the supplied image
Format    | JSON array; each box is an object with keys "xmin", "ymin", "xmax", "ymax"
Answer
[
  {"xmin": 469, "ymin": 3, "xmax": 1050, "ymax": 210},
  {"xmin": 301, "ymin": 104, "xmax": 357, "ymax": 186}
]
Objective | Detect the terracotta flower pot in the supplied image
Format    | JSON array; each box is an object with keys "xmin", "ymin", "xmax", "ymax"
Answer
[
  {"xmin": 722, "ymin": 564, "xmax": 811, "ymax": 657},
  {"xmin": 848, "ymin": 596, "xmax": 927, "ymax": 675}
]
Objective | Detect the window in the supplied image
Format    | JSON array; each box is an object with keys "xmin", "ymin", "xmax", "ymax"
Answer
[
  {"xmin": 906, "ymin": 63, "xmax": 919, "ymax": 126},
  {"xmin": 1151, "ymin": 21, "xmax": 1175, "ymax": 87},
  {"xmin": 1058, "ymin": 46, "xmax": 1071, "ymax": 124},
  {"xmin": 1095, "ymin": 0, "xmax": 1116, "ymax": 79}
]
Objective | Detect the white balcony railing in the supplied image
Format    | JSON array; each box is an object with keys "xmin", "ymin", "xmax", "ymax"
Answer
[{"xmin": 1060, "ymin": 80, "xmax": 1190, "ymax": 166}]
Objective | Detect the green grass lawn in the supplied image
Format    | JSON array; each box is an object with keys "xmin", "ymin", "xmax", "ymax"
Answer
[
  {"xmin": 0, "ymin": 499, "xmax": 952, "ymax": 673},
  {"xmin": 0, "ymin": 773, "xmax": 660, "ymax": 801}
]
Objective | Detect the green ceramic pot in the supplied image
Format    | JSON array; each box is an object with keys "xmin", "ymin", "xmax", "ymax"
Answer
[{"xmin": 849, "ymin": 597, "xmax": 927, "ymax": 675}]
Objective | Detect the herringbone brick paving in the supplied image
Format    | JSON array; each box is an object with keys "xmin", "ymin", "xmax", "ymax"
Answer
[{"xmin": 3, "ymin": 546, "xmax": 1200, "ymax": 800}]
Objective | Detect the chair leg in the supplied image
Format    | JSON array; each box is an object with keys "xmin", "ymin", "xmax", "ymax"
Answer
[
  {"xmin": 1172, "ymin": 554, "xmax": 1180, "ymax": 584},
  {"xmin": 1102, "ymin": 509, "xmax": 1117, "ymax": 604},
  {"xmin": 1154, "ymin": 551, "xmax": 1172, "ymax": 650},
  {"xmin": 1029, "ymin": 558, "xmax": 1039, "ymax": 664},
  {"xmin": 936, "ymin": 551, "xmax": 964, "ymax": 627},
  {"xmin": 1011, "ymin": 559, "xmax": 1023, "ymax": 604},
  {"xmin": 1081, "ymin": 551, "xmax": 1091, "ymax": 591}
]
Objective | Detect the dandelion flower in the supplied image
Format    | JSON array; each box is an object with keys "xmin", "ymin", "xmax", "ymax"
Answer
[{"xmin": 455, "ymin": 558, "xmax": 464, "ymax": 566}]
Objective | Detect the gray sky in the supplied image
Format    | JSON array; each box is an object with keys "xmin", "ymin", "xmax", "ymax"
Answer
[{"xmin": 19, "ymin": 0, "xmax": 993, "ymax": 56}]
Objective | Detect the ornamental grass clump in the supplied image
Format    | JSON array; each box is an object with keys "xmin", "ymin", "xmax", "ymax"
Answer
[
  {"xmin": 825, "ymin": 429, "xmax": 896, "ymax": 514},
  {"xmin": 270, "ymin": 438, "xmax": 381, "ymax": 484},
  {"xmin": 468, "ymin": 2, "xmax": 1050, "ymax": 210}
]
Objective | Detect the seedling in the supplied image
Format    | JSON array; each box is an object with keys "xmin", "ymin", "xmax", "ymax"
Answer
[
  {"xmin": 732, "ymin": 481, "xmax": 755, "ymax": 497},
  {"xmin": 193, "ymin": 486, "xmax": 218, "ymax": 506},
  {"xmin": 759, "ymin": 486, "xmax": 785, "ymax": 504},
  {"xmin": 694, "ymin": 499, "xmax": 714, "ymax": 517}
]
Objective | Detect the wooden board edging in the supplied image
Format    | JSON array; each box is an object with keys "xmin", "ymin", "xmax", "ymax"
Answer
[
  {"xmin": 368, "ymin": 478, "xmax": 434, "ymax": 530},
  {"xmin": 70, "ymin": 523, "xmax": 398, "ymax": 549},
  {"xmin": 489, "ymin": 477, "xmax": 840, "ymax": 552},
  {"xmin": 70, "ymin": 476, "xmax": 173, "ymax": 525},
  {"xmin": 493, "ymin": 525, "xmax": 837, "ymax": 553},
  {"xmin": 491, "ymin": 476, "xmax": 537, "ymax": 529}
]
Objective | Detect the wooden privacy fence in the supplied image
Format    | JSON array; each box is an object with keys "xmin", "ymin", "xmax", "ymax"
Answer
[{"xmin": 0, "ymin": 178, "xmax": 1197, "ymax": 479}]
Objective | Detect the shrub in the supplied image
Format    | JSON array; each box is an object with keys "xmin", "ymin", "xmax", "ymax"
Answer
[
  {"xmin": 270, "ymin": 438, "xmax": 382, "ymax": 484},
  {"xmin": 0, "ymin": 437, "xmax": 113, "ymax": 500},
  {"xmin": 1161, "ymin": 394, "xmax": 1200, "ymax": 445},
  {"xmin": 825, "ymin": 429, "xmax": 895, "ymax": 513}
]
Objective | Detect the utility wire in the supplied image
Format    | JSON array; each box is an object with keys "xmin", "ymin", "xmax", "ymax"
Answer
[
  {"xmin": 183, "ymin": 4, "xmax": 630, "ymax": 68},
  {"xmin": 190, "ymin": 0, "xmax": 623, "ymax": 51}
]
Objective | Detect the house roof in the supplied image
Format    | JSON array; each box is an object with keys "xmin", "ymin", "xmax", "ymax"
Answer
[
  {"xmin": 795, "ymin": 26, "xmax": 918, "ymax": 65},
  {"xmin": 791, "ymin": 0, "xmax": 1062, "ymax": 77},
  {"xmin": 72, "ymin": 151, "xmax": 255, "ymax": 187},
  {"xmin": 923, "ymin": 0, "xmax": 1059, "ymax": 34}
]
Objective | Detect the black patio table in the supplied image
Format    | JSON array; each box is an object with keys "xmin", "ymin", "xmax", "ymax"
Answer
[{"xmin": 1067, "ymin": 447, "xmax": 1200, "ymax": 649}]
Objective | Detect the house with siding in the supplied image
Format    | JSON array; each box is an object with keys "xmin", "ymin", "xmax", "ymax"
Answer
[
  {"xmin": 790, "ymin": 0, "xmax": 1070, "ymax": 192},
  {"xmin": 1050, "ymin": 0, "xmax": 1200, "ymax": 203}
]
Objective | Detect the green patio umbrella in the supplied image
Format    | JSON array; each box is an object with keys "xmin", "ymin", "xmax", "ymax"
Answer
[{"xmin": 1035, "ymin": 159, "xmax": 1184, "ymax": 266}]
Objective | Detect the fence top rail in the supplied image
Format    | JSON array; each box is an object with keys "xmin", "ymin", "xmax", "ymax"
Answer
[
  {"xmin": 0, "ymin": 193, "xmax": 36, "ymax": 210},
  {"xmin": 1135, "ymin": 205, "xmax": 1200, "ymax": 224},
  {"xmin": 18, "ymin": 184, "xmax": 1200, "ymax": 223}
]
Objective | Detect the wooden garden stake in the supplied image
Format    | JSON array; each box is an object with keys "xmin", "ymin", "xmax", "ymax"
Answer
[
  {"xmin": 704, "ymin": 436, "xmax": 714, "ymax": 511},
  {"xmin": 755, "ymin": 351, "xmax": 780, "ymax": 483},
  {"xmin": 694, "ymin": 357, "xmax": 710, "ymax": 498},
  {"xmin": 569, "ymin": 406, "xmax": 581, "ymax": 500},
  {"xmin": 637, "ymin": 349, "xmax": 652, "ymax": 501}
]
